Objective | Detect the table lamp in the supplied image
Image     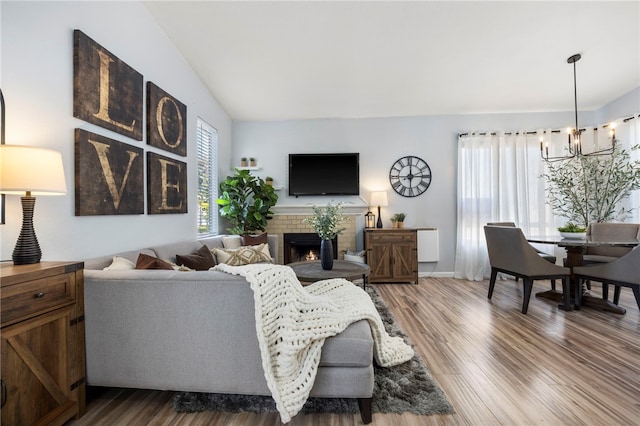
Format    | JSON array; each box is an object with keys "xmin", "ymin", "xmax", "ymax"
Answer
[
  {"xmin": 370, "ymin": 191, "xmax": 388, "ymax": 229},
  {"xmin": 0, "ymin": 145, "xmax": 67, "ymax": 264}
]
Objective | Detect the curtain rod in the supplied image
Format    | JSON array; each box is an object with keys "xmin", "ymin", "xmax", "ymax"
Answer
[{"xmin": 458, "ymin": 113, "xmax": 638, "ymax": 138}]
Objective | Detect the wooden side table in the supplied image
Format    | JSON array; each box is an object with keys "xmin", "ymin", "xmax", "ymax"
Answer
[
  {"xmin": 1, "ymin": 261, "xmax": 86, "ymax": 425},
  {"xmin": 287, "ymin": 260, "xmax": 371, "ymax": 288}
]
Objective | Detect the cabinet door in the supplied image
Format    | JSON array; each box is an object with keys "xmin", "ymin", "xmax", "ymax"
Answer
[
  {"xmin": 1, "ymin": 307, "xmax": 77, "ymax": 426},
  {"xmin": 367, "ymin": 242, "xmax": 393, "ymax": 282},
  {"xmin": 392, "ymin": 242, "xmax": 417, "ymax": 281}
]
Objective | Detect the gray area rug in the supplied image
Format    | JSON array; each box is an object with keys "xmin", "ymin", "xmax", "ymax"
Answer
[{"xmin": 173, "ymin": 285, "xmax": 454, "ymax": 417}]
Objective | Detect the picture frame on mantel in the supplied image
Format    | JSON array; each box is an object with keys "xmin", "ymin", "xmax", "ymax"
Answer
[
  {"xmin": 73, "ymin": 29, "xmax": 143, "ymax": 141},
  {"xmin": 147, "ymin": 151, "xmax": 187, "ymax": 214},
  {"xmin": 75, "ymin": 129, "xmax": 144, "ymax": 216},
  {"xmin": 146, "ymin": 82, "xmax": 187, "ymax": 157}
]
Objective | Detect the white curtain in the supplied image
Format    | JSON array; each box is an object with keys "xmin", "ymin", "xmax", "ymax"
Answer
[{"xmin": 454, "ymin": 115, "xmax": 640, "ymax": 281}]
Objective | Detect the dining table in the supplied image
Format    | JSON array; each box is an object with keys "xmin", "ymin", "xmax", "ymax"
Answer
[{"xmin": 526, "ymin": 234, "xmax": 639, "ymax": 314}]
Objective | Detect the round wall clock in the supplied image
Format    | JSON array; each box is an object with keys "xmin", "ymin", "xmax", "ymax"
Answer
[{"xmin": 389, "ymin": 156, "xmax": 432, "ymax": 197}]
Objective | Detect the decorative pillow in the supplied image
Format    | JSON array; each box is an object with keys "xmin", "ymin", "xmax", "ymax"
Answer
[
  {"xmin": 213, "ymin": 243, "xmax": 273, "ymax": 266},
  {"xmin": 221, "ymin": 236, "xmax": 242, "ymax": 249},
  {"xmin": 176, "ymin": 244, "xmax": 216, "ymax": 271},
  {"xmin": 135, "ymin": 253, "xmax": 174, "ymax": 270},
  {"xmin": 241, "ymin": 233, "xmax": 268, "ymax": 246},
  {"xmin": 103, "ymin": 256, "xmax": 136, "ymax": 270}
]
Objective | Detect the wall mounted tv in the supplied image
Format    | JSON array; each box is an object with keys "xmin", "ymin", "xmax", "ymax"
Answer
[{"xmin": 289, "ymin": 153, "xmax": 360, "ymax": 196}]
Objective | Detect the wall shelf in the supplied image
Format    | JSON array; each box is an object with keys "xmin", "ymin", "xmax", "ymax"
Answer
[{"xmin": 234, "ymin": 166, "xmax": 261, "ymax": 171}]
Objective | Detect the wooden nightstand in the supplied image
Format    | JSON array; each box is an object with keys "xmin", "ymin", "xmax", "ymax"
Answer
[
  {"xmin": 1, "ymin": 261, "xmax": 86, "ymax": 425},
  {"xmin": 364, "ymin": 229, "xmax": 418, "ymax": 283}
]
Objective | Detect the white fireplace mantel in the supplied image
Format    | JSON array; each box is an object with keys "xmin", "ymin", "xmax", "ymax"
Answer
[{"xmin": 272, "ymin": 202, "xmax": 369, "ymax": 216}]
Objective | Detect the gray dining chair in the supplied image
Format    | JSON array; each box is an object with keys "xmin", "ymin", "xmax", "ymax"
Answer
[
  {"xmin": 573, "ymin": 246, "xmax": 640, "ymax": 311},
  {"xmin": 484, "ymin": 225, "xmax": 571, "ymax": 314},
  {"xmin": 487, "ymin": 222, "xmax": 558, "ymax": 290}
]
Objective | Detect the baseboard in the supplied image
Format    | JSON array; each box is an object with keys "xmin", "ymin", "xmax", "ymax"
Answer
[{"xmin": 419, "ymin": 272, "xmax": 455, "ymax": 278}]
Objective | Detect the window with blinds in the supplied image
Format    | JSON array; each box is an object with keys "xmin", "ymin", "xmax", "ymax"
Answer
[{"xmin": 197, "ymin": 118, "xmax": 218, "ymax": 236}]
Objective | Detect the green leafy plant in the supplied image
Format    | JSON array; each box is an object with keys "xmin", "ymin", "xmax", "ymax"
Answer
[
  {"xmin": 391, "ymin": 213, "xmax": 407, "ymax": 222},
  {"xmin": 216, "ymin": 169, "xmax": 278, "ymax": 235},
  {"xmin": 303, "ymin": 201, "xmax": 349, "ymax": 240},
  {"xmin": 558, "ymin": 222, "xmax": 586, "ymax": 233},
  {"xmin": 541, "ymin": 143, "xmax": 640, "ymax": 227}
]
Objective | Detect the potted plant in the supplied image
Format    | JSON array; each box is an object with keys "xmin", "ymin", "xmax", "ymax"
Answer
[
  {"xmin": 250, "ymin": 157, "xmax": 257, "ymax": 167},
  {"xmin": 216, "ymin": 169, "xmax": 278, "ymax": 235},
  {"xmin": 391, "ymin": 213, "xmax": 407, "ymax": 228},
  {"xmin": 303, "ymin": 201, "xmax": 349, "ymax": 270},
  {"xmin": 240, "ymin": 157, "xmax": 248, "ymax": 167},
  {"xmin": 541, "ymin": 143, "xmax": 640, "ymax": 227},
  {"xmin": 265, "ymin": 176, "xmax": 274, "ymax": 186},
  {"xmin": 558, "ymin": 222, "xmax": 587, "ymax": 239}
]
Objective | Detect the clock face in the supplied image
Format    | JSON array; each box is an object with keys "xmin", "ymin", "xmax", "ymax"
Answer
[{"xmin": 389, "ymin": 156, "xmax": 432, "ymax": 197}]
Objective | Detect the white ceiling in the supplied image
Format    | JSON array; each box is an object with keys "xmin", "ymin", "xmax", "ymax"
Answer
[{"xmin": 143, "ymin": 1, "xmax": 640, "ymax": 122}]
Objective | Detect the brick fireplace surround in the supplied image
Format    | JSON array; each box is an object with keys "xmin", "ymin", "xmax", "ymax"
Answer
[{"xmin": 264, "ymin": 214, "xmax": 358, "ymax": 265}]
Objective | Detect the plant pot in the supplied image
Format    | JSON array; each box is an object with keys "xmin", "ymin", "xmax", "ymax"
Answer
[
  {"xmin": 396, "ymin": 222, "xmax": 404, "ymax": 228},
  {"xmin": 320, "ymin": 239, "xmax": 334, "ymax": 270}
]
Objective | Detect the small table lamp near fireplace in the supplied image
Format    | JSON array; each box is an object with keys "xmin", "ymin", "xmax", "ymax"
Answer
[
  {"xmin": 370, "ymin": 191, "xmax": 388, "ymax": 229},
  {"xmin": 0, "ymin": 145, "xmax": 67, "ymax": 265}
]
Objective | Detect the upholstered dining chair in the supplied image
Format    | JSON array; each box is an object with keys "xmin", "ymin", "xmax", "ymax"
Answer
[
  {"xmin": 573, "ymin": 246, "xmax": 640, "ymax": 311},
  {"xmin": 484, "ymin": 225, "xmax": 571, "ymax": 314},
  {"xmin": 487, "ymin": 222, "xmax": 558, "ymax": 290}
]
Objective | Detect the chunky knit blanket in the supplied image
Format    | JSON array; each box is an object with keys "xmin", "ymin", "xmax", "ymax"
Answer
[{"xmin": 213, "ymin": 263, "xmax": 414, "ymax": 423}]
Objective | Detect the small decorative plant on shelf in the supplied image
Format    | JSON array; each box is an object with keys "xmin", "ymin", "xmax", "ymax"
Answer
[
  {"xmin": 250, "ymin": 157, "xmax": 256, "ymax": 167},
  {"xmin": 216, "ymin": 169, "xmax": 278, "ymax": 235},
  {"xmin": 541, "ymin": 143, "xmax": 640, "ymax": 226},
  {"xmin": 265, "ymin": 176, "xmax": 274, "ymax": 186},
  {"xmin": 303, "ymin": 201, "xmax": 349, "ymax": 270},
  {"xmin": 240, "ymin": 157, "xmax": 248, "ymax": 167},
  {"xmin": 391, "ymin": 213, "xmax": 407, "ymax": 228}
]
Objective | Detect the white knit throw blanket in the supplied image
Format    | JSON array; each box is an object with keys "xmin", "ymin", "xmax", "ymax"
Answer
[{"xmin": 213, "ymin": 263, "xmax": 414, "ymax": 423}]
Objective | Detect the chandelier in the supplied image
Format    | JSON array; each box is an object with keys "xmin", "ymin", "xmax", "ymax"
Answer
[{"xmin": 540, "ymin": 53, "xmax": 616, "ymax": 162}]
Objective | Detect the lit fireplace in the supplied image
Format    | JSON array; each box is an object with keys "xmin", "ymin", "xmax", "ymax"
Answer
[{"xmin": 283, "ymin": 233, "xmax": 337, "ymax": 264}]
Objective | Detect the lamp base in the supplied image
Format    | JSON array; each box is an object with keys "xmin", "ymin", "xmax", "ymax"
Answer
[
  {"xmin": 376, "ymin": 206, "xmax": 383, "ymax": 228},
  {"xmin": 12, "ymin": 195, "xmax": 42, "ymax": 265}
]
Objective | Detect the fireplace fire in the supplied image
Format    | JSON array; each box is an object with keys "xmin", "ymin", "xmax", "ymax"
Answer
[{"xmin": 283, "ymin": 233, "xmax": 337, "ymax": 264}]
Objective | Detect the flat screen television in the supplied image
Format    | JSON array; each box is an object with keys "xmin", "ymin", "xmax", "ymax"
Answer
[{"xmin": 289, "ymin": 153, "xmax": 360, "ymax": 196}]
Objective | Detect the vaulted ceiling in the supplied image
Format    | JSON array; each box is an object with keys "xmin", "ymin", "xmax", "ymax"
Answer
[{"xmin": 143, "ymin": 1, "xmax": 640, "ymax": 121}]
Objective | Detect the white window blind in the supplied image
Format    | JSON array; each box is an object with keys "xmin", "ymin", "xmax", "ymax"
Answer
[{"xmin": 197, "ymin": 118, "xmax": 218, "ymax": 236}]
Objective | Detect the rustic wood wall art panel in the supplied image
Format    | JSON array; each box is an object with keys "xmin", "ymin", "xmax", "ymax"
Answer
[
  {"xmin": 75, "ymin": 128, "xmax": 144, "ymax": 216},
  {"xmin": 147, "ymin": 152, "xmax": 188, "ymax": 214},
  {"xmin": 73, "ymin": 29, "xmax": 143, "ymax": 140},
  {"xmin": 147, "ymin": 82, "xmax": 187, "ymax": 156}
]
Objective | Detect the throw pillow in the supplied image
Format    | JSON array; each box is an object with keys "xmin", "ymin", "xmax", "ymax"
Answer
[
  {"xmin": 103, "ymin": 256, "xmax": 136, "ymax": 270},
  {"xmin": 213, "ymin": 243, "xmax": 273, "ymax": 266},
  {"xmin": 221, "ymin": 236, "xmax": 242, "ymax": 249},
  {"xmin": 176, "ymin": 244, "xmax": 216, "ymax": 271},
  {"xmin": 241, "ymin": 233, "xmax": 268, "ymax": 246},
  {"xmin": 135, "ymin": 253, "xmax": 174, "ymax": 270}
]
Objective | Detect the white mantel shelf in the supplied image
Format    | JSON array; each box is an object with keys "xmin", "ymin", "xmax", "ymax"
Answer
[{"xmin": 272, "ymin": 203, "xmax": 369, "ymax": 215}]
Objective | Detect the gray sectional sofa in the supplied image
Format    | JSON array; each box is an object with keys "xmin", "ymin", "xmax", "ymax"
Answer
[{"xmin": 83, "ymin": 235, "xmax": 375, "ymax": 423}]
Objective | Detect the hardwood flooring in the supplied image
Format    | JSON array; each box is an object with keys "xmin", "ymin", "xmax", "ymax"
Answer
[{"xmin": 69, "ymin": 277, "xmax": 640, "ymax": 425}]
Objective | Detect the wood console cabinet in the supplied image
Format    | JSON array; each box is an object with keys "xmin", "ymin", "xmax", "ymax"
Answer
[
  {"xmin": 1, "ymin": 261, "xmax": 86, "ymax": 425},
  {"xmin": 364, "ymin": 229, "xmax": 418, "ymax": 283}
]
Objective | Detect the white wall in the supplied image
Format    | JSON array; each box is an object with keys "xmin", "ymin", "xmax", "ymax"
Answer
[
  {"xmin": 233, "ymin": 101, "xmax": 640, "ymax": 274},
  {"xmin": 0, "ymin": 1, "xmax": 232, "ymax": 261}
]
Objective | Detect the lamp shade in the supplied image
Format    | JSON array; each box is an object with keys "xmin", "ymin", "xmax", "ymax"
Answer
[
  {"xmin": 370, "ymin": 191, "xmax": 388, "ymax": 207},
  {"xmin": 0, "ymin": 145, "xmax": 67, "ymax": 195}
]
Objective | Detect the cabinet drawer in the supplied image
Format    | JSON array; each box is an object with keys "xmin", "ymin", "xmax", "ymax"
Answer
[
  {"xmin": 368, "ymin": 233, "xmax": 416, "ymax": 243},
  {"xmin": 1, "ymin": 272, "xmax": 75, "ymax": 325}
]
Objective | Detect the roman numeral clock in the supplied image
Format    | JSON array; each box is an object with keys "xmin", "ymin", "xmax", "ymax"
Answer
[{"xmin": 389, "ymin": 156, "xmax": 432, "ymax": 197}]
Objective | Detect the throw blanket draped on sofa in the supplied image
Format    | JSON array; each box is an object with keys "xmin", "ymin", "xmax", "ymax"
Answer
[{"xmin": 214, "ymin": 263, "xmax": 414, "ymax": 423}]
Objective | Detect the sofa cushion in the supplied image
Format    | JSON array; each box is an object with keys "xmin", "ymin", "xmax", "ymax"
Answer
[
  {"xmin": 153, "ymin": 240, "xmax": 204, "ymax": 264},
  {"xmin": 222, "ymin": 236, "xmax": 243, "ymax": 249},
  {"xmin": 319, "ymin": 320, "xmax": 373, "ymax": 368},
  {"xmin": 136, "ymin": 253, "xmax": 174, "ymax": 270},
  {"xmin": 213, "ymin": 243, "xmax": 273, "ymax": 266},
  {"xmin": 176, "ymin": 244, "xmax": 216, "ymax": 271}
]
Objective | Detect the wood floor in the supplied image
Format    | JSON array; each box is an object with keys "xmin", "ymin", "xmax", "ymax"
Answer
[{"xmin": 69, "ymin": 277, "xmax": 640, "ymax": 426}]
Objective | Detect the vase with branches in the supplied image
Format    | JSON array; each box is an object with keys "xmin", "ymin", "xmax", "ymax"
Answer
[
  {"xmin": 541, "ymin": 143, "xmax": 640, "ymax": 227},
  {"xmin": 303, "ymin": 201, "xmax": 349, "ymax": 270}
]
